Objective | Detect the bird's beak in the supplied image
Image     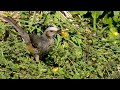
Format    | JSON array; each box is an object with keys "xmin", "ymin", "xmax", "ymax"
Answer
[{"xmin": 56, "ymin": 29, "xmax": 61, "ymax": 34}]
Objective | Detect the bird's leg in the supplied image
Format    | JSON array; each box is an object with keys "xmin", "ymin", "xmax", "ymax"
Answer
[{"xmin": 32, "ymin": 48, "xmax": 40, "ymax": 62}]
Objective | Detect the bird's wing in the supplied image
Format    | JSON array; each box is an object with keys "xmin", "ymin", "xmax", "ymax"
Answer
[{"xmin": 29, "ymin": 34, "xmax": 42, "ymax": 48}]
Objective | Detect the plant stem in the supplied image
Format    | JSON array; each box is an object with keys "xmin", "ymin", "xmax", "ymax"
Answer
[
  {"xmin": 93, "ymin": 12, "xmax": 96, "ymax": 31},
  {"xmin": 29, "ymin": 11, "xmax": 36, "ymax": 30}
]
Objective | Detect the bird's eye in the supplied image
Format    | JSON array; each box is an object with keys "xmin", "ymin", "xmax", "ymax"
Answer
[{"xmin": 50, "ymin": 30, "xmax": 53, "ymax": 32}]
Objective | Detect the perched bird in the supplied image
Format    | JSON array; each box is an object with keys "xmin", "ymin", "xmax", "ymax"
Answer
[{"xmin": 3, "ymin": 16, "xmax": 60, "ymax": 61}]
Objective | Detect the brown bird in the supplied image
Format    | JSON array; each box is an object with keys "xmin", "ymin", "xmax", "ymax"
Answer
[{"xmin": 3, "ymin": 16, "xmax": 60, "ymax": 61}]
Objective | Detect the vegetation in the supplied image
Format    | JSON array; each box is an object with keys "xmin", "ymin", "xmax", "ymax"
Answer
[{"xmin": 0, "ymin": 11, "xmax": 120, "ymax": 79}]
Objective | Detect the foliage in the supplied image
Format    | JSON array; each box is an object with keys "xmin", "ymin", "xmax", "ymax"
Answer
[{"xmin": 0, "ymin": 11, "xmax": 120, "ymax": 79}]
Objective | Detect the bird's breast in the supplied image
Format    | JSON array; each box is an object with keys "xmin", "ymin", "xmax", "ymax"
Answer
[{"xmin": 37, "ymin": 38, "xmax": 54, "ymax": 53}]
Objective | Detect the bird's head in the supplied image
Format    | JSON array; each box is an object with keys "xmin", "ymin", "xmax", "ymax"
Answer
[{"xmin": 43, "ymin": 26, "xmax": 61, "ymax": 38}]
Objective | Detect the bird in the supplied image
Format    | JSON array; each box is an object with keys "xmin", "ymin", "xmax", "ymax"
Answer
[{"xmin": 3, "ymin": 16, "xmax": 60, "ymax": 61}]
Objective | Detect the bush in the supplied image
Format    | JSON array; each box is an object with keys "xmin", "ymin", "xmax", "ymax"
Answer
[{"xmin": 0, "ymin": 11, "xmax": 120, "ymax": 79}]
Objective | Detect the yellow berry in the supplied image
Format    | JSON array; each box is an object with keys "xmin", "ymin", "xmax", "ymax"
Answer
[
  {"xmin": 61, "ymin": 31, "xmax": 69, "ymax": 38},
  {"xmin": 52, "ymin": 67, "xmax": 59, "ymax": 72},
  {"xmin": 113, "ymin": 32, "xmax": 119, "ymax": 36}
]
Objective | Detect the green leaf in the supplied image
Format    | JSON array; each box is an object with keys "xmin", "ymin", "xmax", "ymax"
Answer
[
  {"xmin": 113, "ymin": 15, "xmax": 119, "ymax": 22},
  {"xmin": 110, "ymin": 27, "xmax": 117, "ymax": 32},
  {"xmin": 114, "ymin": 11, "xmax": 119, "ymax": 16},
  {"xmin": 91, "ymin": 11, "xmax": 104, "ymax": 19},
  {"xmin": 44, "ymin": 14, "xmax": 52, "ymax": 24},
  {"xmin": 113, "ymin": 11, "xmax": 120, "ymax": 22},
  {"xmin": 70, "ymin": 11, "xmax": 79, "ymax": 15},
  {"xmin": 78, "ymin": 11, "xmax": 88, "ymax": 16},
  {"xmin": 70, "ymin": 11, "xmax": 87, "ymax": 16},
  {"xmin": 91, "ymin": 11, "xmax": 104, "ymax": 31},
  {"xmin": 103, "ymin": 16, "xmax": 113, "ymax": 25}
]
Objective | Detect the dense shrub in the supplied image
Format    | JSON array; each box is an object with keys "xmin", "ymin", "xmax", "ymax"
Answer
[{"xmin": 0, "ymin": 11, "xmax": 120, "ymax": 79}]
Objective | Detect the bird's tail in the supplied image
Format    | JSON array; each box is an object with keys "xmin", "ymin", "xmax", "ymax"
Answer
[{"xmin": 3, "ymin": 16, "xmax": 31, "ymax": 44}]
